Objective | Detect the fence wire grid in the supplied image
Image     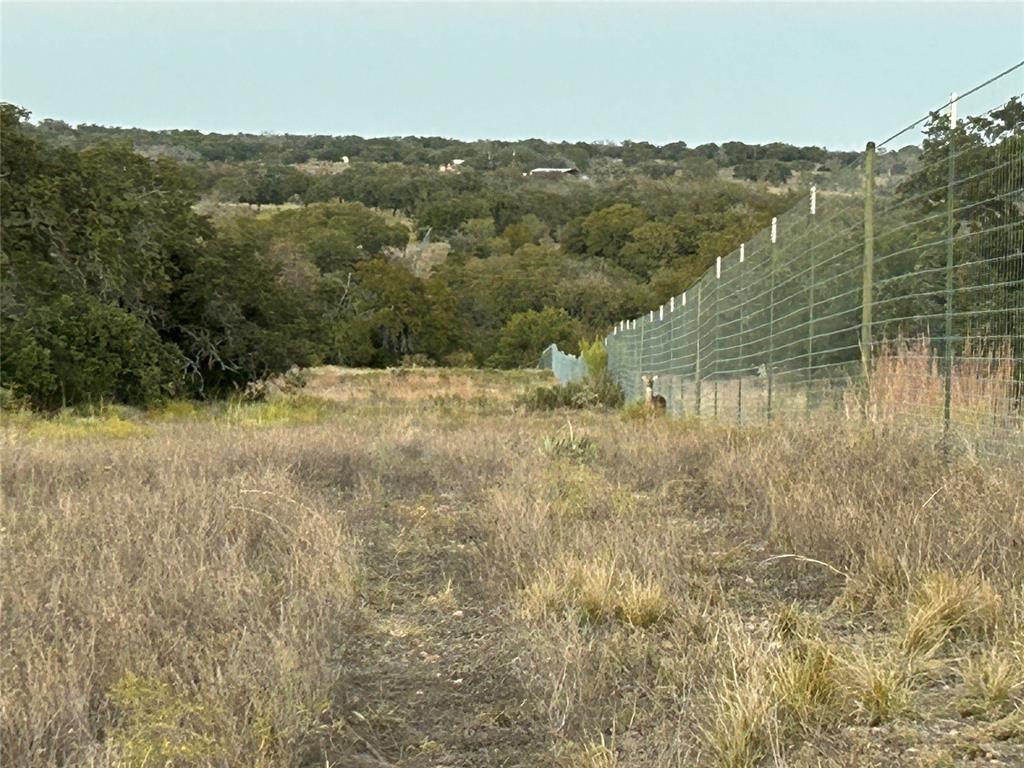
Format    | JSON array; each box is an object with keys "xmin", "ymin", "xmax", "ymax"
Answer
[
  {"xmin": 605, "ymin": 72, "xmax": 1024, "ymax": 460},
  {"xmin": 539, "ymin": 343, "xmax": 588, "ymax": 385}
]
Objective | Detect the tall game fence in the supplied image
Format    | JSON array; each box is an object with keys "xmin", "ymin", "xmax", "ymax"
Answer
[
  {"xmin": 605, "ymin": 68, "xmax": 1024, "ymax": 460},
  {"xmin": 539, "ymin": 343, "xmax": 588, "ymax": 385}
]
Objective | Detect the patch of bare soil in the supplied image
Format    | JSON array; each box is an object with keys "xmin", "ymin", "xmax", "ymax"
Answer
[{"xmin": 332, "ymin": 497, "xmax": 547, "ymax": 767}]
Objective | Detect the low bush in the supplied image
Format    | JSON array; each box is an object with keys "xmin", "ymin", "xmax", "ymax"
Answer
[
  {"xmin": 519, "ymin": 370, "xmax": 624, "ymax": 412},
  {"xmin": 579, "ymin": 338, "xmax": 609, "ymax": 378}
]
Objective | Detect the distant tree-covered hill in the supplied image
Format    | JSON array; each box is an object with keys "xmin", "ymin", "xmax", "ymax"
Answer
[
  {"xmin": 25, "ymin": 118, "xmax": 921, "ymax": 197},
  {"xmin": 3, "ymin": 105, "xmax": 937, "ymax": 408}
]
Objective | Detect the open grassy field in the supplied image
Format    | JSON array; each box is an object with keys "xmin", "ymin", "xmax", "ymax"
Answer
[{"xmin": 2, "ymin": 368, "xmax": 1022, "ymax": 767}]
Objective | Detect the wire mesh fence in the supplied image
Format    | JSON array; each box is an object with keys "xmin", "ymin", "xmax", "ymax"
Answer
[
  {"xmin": 539, "ymin": 343, "xmax": 588, "ymax": 385},
  {"xmin": 606, "ymin": 73, "xmax": 1024, "ymax": 460}
]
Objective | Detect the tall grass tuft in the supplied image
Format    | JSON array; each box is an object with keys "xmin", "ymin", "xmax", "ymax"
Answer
[
  {"xmin": 0, "ymin": 431, "xmax": 358, "ymax": 766},
  {"xmin": 867, "ymin": 336, "xmax": 1021, "ymax": 433}
]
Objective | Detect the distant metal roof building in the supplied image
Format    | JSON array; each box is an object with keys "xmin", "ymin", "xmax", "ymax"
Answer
[{"xmin": 526, "ymin": 167, "xmax": 580, "ymax": 176}]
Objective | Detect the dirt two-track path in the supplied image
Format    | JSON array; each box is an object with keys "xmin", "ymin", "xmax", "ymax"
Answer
[{"xmin": 333, "ymin": 498, "xmax": 547, "ymax": 768}]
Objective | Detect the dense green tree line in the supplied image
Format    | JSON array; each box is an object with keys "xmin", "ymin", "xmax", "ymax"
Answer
[
  {"xmin": 2, "ymin": 104, "xmax": 885, "ymax": 409},
  {"xmin": 3, "ymin": 105, "xmax": 454, "ymax": 405},
  {"xmin": 0, "ymin": 104, "xmax": 808, "ymax": 407},
  {"xmin": 29, "ymin": 118, "xmax": 840, "ymax": 173}
]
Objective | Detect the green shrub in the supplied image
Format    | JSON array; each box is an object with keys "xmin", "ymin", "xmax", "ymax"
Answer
[
  {"xmin": 586, "ymin": 369, "xmax": 626, "ymax": 408},
  {"xmin": 518, "ymin": 344, "xmax": 624, "ymax": 413},
  {"xmin": 401, "ymin": 353, "xmax": 434, "ymax": 368},
  {"xmin": 1, "ymin": 296, "xmax": 183, "ymax": 409},
  {"xmin": 518, "ymin": 372, "xmax": 624, "ymax": 412},
  {"xmin": 542, "ymin": 425, "xmax": 597, "ymax": 462},
  {"xmin": 488, "ymin": 308, "xmax": 581, "ymax": 369},
  {"xmin": 443, "ymin": 350, "xmax": 477, "ymax": 367},
  {"xmin": 579, "ymin": 337, "xmax": 609, "ymax": 377}
]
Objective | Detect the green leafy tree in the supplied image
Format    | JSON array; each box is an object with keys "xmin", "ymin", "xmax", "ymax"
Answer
[
  {"xmin": 620, "ymin": 221, "xmax": 681, "ymax": 278},
  {"xmin": 579, "ymin": 203, "xmax": 647, "ymax": 264},
  {"xmin": 503, "ymin": 214, "xmax": 549, "ymax": 251},
  {"xmin": 449, "ymin": 217, "xmax": 497, "ymax": 257},
  {"xmin": 488, "ymin": 308, "xmax": 581, "ymax": 369},
  {"xmin": 2, "ymin": 296, "xmax": 182, "ymax": 407},
  {"xmin": 215, "ymin": 163, "xmax": 309, "ymax": 206},
  {"xmin": 173, "ymin": 230, "xmax": 325, "ymax": 392},
  {"xmin": 878, "ymin": 98, "xmax": 1024, "ymax": 359},
  {"xmin": 1, "ymin": 104, "xmax": 208, "ymax": 406},
  {"xmin": 336, "ymin": 258, "xmax": 461, "ymax": 366}
]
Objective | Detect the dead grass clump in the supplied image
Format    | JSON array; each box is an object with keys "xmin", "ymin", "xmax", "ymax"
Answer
[
  {"xmin": 840, "ymin": 646, "xmax": 923, "ymax": 726},
  {"xmin": 868, "ymin": 337, "xmax": 1020, "ymax": 431},
  {"xmin": 484, "ymin": 466, "xmax": 563, "ymax": 582},
  {"xmin": 701, "ymin": 624, "xmax": 781, "ymax": 768},
  {"xmin": 516, "ymin": 616, "xmax": 653, "ymax": 742},
  {"xmin": 522, "ymin": 555, "xmax": 668, "ymax": 628},
  {"xmin": 705, "ymin": 676, "xmax": 778, "ymax": 768},
  {"xmin": 616, "ymin": 571, "xmax": 670, "ymax": 628},
  {"xmin": 702, "ymin": 608, "xmax": 859, "ymax": 768},
  {"xmin": 772, "ymin": 636, "xmax": 844, "ymax": 731},
  {"xmin": 0, "ymin": 430, "xmax": 358, "ymax": 767},
  {"xmin": 702, "ymin": 609, "xmax": 948, "ymax": 765},
  {"xmin": 691, "ymin": 421, "xmax": 1023, "ymax": 592},
  {"xmin": 542, "ymin": 463, "xmax": 648, "ymax": 524},
  {"xmin": 902, "ymin": 572, "xmax": 1003, "ymax": 654},
  {"xmin": 836, "ymin": 546, "xmax": 913, "ymax": 614},
  {"xmin": 958, "ymin": 646, "xmax": 1024, "ymax": 719},
  {"xmin": 556, "ymin": 737, "xmax": 620, "ymax": 768}
]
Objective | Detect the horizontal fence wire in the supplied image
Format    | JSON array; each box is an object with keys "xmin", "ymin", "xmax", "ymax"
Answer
[{"xmin": 605, "ymin": 78, "xmax": 1024, "ymax": 461}]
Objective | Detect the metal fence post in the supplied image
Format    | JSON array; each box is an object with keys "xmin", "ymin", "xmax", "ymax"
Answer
[
  {"xmin": 943, "ymin": 94, "xmax": 957, "ymax": 451},
  {"xmin": 695, "ymin": 282, "xmax": 703, "ymax": 417},
  {"xmin": 862, "ymin": 142, "xmax": 876, "ymax": 413},
  {"xmin": 741, "ymin": 246, "xmax": 749, "ymax": 428},
  {"xmin": 668, "ymin": 297, "xmax": 675, "ymax": 413},
  {"xmin": 767, "ymin": 218, "xmax": 778, "ymax": 422},
  {"xmin": 679, "ymin": 297, "xmax": 686, "ymax": 416},
  {"xmin": 639, "ymin": 318, "xmax": 646, "ymax": 400},
  {"xmin": 714, "ymin": 258, "xmax": 721, "ymax": 418},
  {"xmin": 806, "ymin": 187, "xmax": 817, "ymax": 416}
]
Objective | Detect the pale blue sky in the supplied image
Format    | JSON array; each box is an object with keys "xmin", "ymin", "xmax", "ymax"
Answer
[{"xmin": 2, "ymin": 2, "xmax": 1022, "ymax": 149}]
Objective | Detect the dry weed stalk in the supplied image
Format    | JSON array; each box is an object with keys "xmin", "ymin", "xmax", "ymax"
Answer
[{"xmin": 867, "ymin": 336, "xmax": 1020, "ymax": 431}]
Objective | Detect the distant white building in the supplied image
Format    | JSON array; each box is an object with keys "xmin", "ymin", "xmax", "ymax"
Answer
[
  {"xmin": 526, "ymin": 167, "xmax": 580, "ymax": 176},
  {"xmin": 439, "ymin": 159, "xmax": 465, "ymax": 173}
]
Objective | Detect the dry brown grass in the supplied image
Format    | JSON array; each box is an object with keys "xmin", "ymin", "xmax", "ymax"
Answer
[
  {"xmin": 0, "ymin": 428, "xmax": 359, "ymax": 766},
  {"xmin": 304, "ymin": 364, "xmax": 552, "ymax": 405},
  {"xmin": 2, "ymin": 367, "xmax": 1022, "ymax": 767},
  {"xmin": 959, "ymin": 645, "xmax": 1024, "ymax": 719},
  {"xmin": 521, "ymin": 553, "xmax": 669, "ymax": 627},
  {"xmin": 867, "ymin": 337, "xmax": 1020, "ymax": 428},
  {"xmin": 901, "ymin": 572, "xmax": 1003, "ymax": 654}
]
